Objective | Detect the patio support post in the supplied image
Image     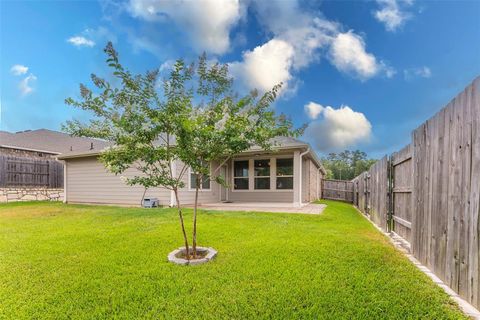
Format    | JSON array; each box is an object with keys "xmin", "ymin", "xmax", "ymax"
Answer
[{"xmin": 297, "ymin": 148, "xmax": 310, "ymax": 206}]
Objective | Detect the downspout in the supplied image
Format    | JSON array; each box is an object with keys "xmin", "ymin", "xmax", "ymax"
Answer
[{"xmin": 298, "ymin": 147, "xmax": 310, "ymax": 206}]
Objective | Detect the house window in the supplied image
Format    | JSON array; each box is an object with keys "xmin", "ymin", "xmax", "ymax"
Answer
[
  {"xmin": 190, "ymin": 174, "xmax": 210, "ymax": 190},
  {"xmin": 190, "ymin": 163, "xmax": 211, "ymax": 190},
  {"xmin": 276, "ymin": 158, "xmax": 293, "ymax": 190},
  {"xmin": 233, "ymin": 160, "xmax": 249, "ymax": 190},
  {"xmin": 254, "ymin": 159, "xmax": 270, "ymax": 190}
]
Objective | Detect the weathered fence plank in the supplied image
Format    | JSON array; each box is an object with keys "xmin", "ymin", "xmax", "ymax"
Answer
[
  {"xmin": 322, "ymin": 179, "xmax": 354, "ymax": 202},
  {"xmin": 468, "ymin": 77, "xmax": 480, "ymax": 308},
  {"xmin": 391, "ymin": 144, "xmax": 413, "ymax": 242},
  {"xmin": 346, "ymin": 76, "xmax": 480, "ymax": 309},
  {"xmin": 0, "ymin": 155, "xmax": 63, "ymax": 188},
  {"xmin": 366, "ymin": 156, "xmax": 387, "ymax": 230}
]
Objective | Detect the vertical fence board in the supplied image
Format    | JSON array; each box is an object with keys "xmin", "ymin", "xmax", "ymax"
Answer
[
  {"xmin": 391, "ymin": 144, "xmax": 413, "ymax": 242},
  {"xmin": 368, "ymin": 156, "xmax": 388, "ymax": 230},
  {"xmin": 342, "ymin": 77, "xmax": 479, "ymax": 309},
  {"xmin": 468, "ymin": 77, "xmax": 480, "ymax": 308},
  {"xmin": 321, "ymin": 179, "xmax": 354, "ymax": 202},
  {"xmin": 0, "ymin": 155, "xmax": 64, "ymax": 188}
]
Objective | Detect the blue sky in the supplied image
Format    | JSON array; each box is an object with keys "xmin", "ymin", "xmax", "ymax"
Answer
[{"xmin": 1, "ymin": 0, "xmax": 479, "ymax": 158}]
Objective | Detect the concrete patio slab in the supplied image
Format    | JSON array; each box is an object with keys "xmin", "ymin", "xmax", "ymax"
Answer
[{"xmin": 192, "ymin": 202, "xmax": 326, "ymax": 215}]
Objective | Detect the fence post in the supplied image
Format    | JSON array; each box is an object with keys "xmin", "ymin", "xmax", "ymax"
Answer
[{"xmin": 387, "ymin": 155, "xmax": 394, "ymax": 233}]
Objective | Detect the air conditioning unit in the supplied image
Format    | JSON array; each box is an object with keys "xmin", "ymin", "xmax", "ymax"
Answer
[{"xmin": 142, "ymin": 198, "xmax": 159, "ymax": 208}]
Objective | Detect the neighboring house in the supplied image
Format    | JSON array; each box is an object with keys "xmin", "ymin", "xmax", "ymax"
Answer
[
  {"xmin": 0, "ymin": 129, "xmax": 110, "ymax": 158},
  {"xmin": 58, "ymin": 137, "xmax": 326, "ymax": 207},
  {"xmin": 0, "ymin": 129, "xmax": 109, "ymax": 202}
]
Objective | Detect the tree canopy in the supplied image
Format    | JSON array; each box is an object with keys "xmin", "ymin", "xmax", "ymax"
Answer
[{"xmin": 321, "ymin": 150, "xmax": 377, "ymax": 180}]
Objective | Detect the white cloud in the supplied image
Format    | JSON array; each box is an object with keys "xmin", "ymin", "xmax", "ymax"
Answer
[
  {"xmin": 304, "ymin": 102, "xmax": 324, "ymax": 120},
  {"xmin": 329, "ymin": 31, "xmax": 394, "ymax": 80},
  {"xmin": 384, "ymin": 64, "xmax": 397, "ymax": 78},
  {"xmin": 230, "ymin": 39, "xmax": 295, "ymax": 93},
  {"xmin": 374, "ymin": 0, "xmax": 414, "ymax": 32},
  {"xmin": 67, "ymin": 36, "xmax": 95, "ymax": 47},
  {"xmin": 404, "ymin": 66, "xmax": 431, "ymax": 79},
  {"xmin": 10, "ymin": 64, "xmax": 28, "ymax": 76},
  {"xmin": 305, "ymin": 104, "xmax": 372, "ymax": 151},
  {"xmin": 19, "ymin": 74, "xmax": 37, "ymax": 96},
  {"xmin": 67, "ymin": 27, "xmax": 115, "ymax": 49},
  {"xmin": 329, "ymin": 31, "xmax": 380, "ymax": 80},
  {"xmin": 229, "ymin": 2, "xmax": 339, "ymax": 95},
  {"xmin": 230, "ymin": 1, "xmax": 391, "ymax": 94},
  {"xmin": 126, "ymin": 0, "xmax": 392, "ymax": 95},
  {"xmin": 159, "ymin": 59, "xmax": 175, "ymax": 72},
  {"xmin": 252, "ymin": 1, "xmax": 338, "ymax": 70},
  {"xmin": 128, "ymin": 0, "xmax": 243, "ymax": 54},
  {"xmin": 84, "ymin": 26, "xmax": 117, "ymax": 44}
]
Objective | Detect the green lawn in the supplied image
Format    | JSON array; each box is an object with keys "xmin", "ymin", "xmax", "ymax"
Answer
[{"xmin": 0, "ymin": 200, "xmax": 466, "ymax": 319}]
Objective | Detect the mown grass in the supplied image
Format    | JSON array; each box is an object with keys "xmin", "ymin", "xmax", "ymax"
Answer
[{"xmin": 0, "ymin": 200, "xmax": 466, "ymax": 319}]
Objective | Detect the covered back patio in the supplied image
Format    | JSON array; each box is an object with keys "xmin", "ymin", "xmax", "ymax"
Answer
[{"xmin": 192, "ymin": 201, "xmax": 327, "ymax": 214}]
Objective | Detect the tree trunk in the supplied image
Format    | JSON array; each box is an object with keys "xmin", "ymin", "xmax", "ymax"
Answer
[
  {"xmin": 192, "ymin": 175, "xmax": 200, "ymax": 258},
  {"xmin": 174, "ymin": 188, "xmax": 190, "ymax": 260}
]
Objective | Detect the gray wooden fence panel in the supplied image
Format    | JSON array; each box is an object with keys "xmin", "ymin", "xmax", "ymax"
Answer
[
  {"xmin": 368, "ymin": 156, "xmax": 389, "ymax": 230},
  {"xmin": 391, "ymin": 144, "xmax": 413, "ymax": 243},
  {"xmin": 352, "ymin": 172, "xmax": 368, "ymax": 216},
  {"xmin": 0, "ymin": 155, "xmax": 64, "ymax": 188},
  {"xmin": 346, "ymin": 76, "xmax": 479, "ymax": 308},
  {"xmin": 322, "ymin": 179, "xmax": 354, "ymax": 202},
  {"xmin": 412, "ymin": 78, "xmax": 480, "ymax": 308},
  {"xmin": 350, "ymin": 158, "xmax": 388, "ymax": 231},
  {"xmin": 469, "ymin": 77, "xmax": 480, "ymax": 308}
]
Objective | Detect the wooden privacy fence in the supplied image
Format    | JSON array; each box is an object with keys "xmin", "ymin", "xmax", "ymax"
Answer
[
  {"xmin": 391, "ymin": 144, "xmax": 413, "ymax": 243},
  {"xmin": 351, "ymin": 77, "xmax": 480, "ymax": 309},
  {"xmin": 321, "ymin": 179, "xmax": 354, "ymax": 202},
  {"xmin": 0, "ymin": 155, "xmax": 63, "ymax": 188}
]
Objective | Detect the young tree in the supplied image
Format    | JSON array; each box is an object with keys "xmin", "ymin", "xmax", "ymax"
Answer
[
  {"xmin": 64, "ymin": 43, "xmax": 195, "ymax": 257},
  {"xmin": 175, "ymin": 55, "xmax": 301, "ymax": 257},
  {"xmin": 64, "ymin": 43, "xmax": 301, "ymax": 260}
]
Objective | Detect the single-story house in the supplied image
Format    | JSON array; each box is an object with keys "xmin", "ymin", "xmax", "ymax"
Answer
[{"xmin": 57, "ymin": 137, "xmax": 326, "ymax": 207}]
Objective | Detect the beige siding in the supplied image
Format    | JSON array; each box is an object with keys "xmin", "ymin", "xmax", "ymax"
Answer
[
  {"xmin": 66, "ymin": 156, "xmax": 170, "ymax": 206},
  {"xmin": 302, "ymin": 158, "xmax": 322, "ymax": 203},
  {"xmin": 175, "ymin": 160, "xmax": 220, "ymax": 205},
  {"xmin": 65, "ymin": 149, "xmax": 323, "ymax": 206},
  {"xmin": 302, "ymin": 158, "xmax": 308, "ymax": 202},
  {"xmin": 307, "ymin": 159, "xmax": 320, "ymax": 202}
]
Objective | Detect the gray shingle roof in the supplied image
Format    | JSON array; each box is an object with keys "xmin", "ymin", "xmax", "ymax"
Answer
[
  {"xmin": 259, "ymin": 136, "xmax": 309, "ymax": 149},
  {"xmin": 56, "ymin": 134, "xmax": 325, "ymax": 174},
  {"xmin": 0, "ymin": 129, "xmax": 111, "ymax": 154}
]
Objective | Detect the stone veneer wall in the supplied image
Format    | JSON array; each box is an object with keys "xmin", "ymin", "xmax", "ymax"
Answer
[{"xmin": 0, "ymin": 188, "xmax": 64, "ymax": 202}]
